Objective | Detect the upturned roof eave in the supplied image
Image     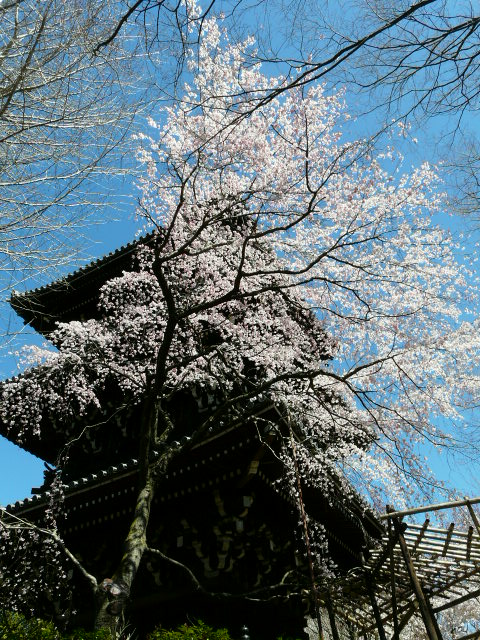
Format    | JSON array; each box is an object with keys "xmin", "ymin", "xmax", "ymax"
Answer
[{"xmin": 9, "ymin": 232, "xmax": 156, "ymax": 333}]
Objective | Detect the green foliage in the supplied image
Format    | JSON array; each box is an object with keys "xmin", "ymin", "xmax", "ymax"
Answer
[
  {"xmin": 66, "ymin": 629, "xmax": 112, "ymax": 640},
  {"xmin": 0, "ymin": 611, "xmax": 59, "ymax": 640},
  {"xmin": 0, "ymin": 611, "xmax": 112, "ymax": 640},
  {"xmin": 147, "ymin": 621, "xmax": 232, "ymax": 640},
  {"xmin": 0, "ymin": 613, "xmax": 254, "ymax": 640}
]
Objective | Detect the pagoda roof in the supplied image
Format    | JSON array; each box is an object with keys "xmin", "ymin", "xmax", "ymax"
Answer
[
  {"xmin": 10, "ymin": 233, "xmax": 155, "ymax": 335},
  {"xmin": 3, "ymin": 421, "xmax": 383, "ymax": 570},
  {"xmin": 2, "ymin": 233, "xmax": 385, "ymax": 578}
]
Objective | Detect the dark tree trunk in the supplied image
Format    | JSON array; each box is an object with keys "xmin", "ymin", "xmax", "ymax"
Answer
[{"xmin": 94, "ymin": 477, "xmax": 155, "ymax": 632}]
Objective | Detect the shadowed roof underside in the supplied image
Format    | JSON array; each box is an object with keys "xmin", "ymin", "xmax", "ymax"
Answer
[{"xmin": 10, "ymin": 233, "xmax": 155, "ymax": 335}]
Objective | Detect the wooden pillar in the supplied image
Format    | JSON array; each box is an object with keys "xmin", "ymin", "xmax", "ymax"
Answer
[
  {"xmin": 465, "ymin": 497, "xmax": 480, "ymax": 538},
  {"xmin": 366, "ymin": 577, "xmax": 387, "ymax": 640},
  {"xmin": 423, "ymin": 588, "xmax": 444, "ymax": 640},
  {"xmin": 326, "ymin": 595, "xmax": 341, "ymax": 640},
  {"xmin": 389, "ymin": 512, "xmax": 442, "ymax": 640},
  {"xmin": 388, "ymin": 517, "xmax": 400, "ymax": 640}
]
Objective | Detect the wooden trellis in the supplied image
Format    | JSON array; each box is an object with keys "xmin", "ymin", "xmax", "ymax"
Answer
[{"xmin": 320, "ymin": 497, "xmax": 480, "ymax": 640}]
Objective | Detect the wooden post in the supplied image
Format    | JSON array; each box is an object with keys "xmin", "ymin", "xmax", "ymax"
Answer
[
  {"xmin": 465, "ymin": 497, "xmax": 480, "ymax": 539},
  {"xmin": 388, "ymin": 516, "xmax": 400, "ymax": 640},
  {"xmin": 390, "ymin": 512, "xmax": 442, "ymax": 640},
  {"xmin": 423, "ymin": 588, "xmax": 445, "ymax": 640},
  {"xmin": 366, "ymin": 577, "xmax": 387, "ymax": 640},
  {"xmin": 326, "ymin": 595, "xmax": 341, "ymax": 640}
]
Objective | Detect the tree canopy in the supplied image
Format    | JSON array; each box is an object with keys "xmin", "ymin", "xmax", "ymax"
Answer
[{"xmin": 2, "ymin": 14, "xmax": 480, "ymax": 628}]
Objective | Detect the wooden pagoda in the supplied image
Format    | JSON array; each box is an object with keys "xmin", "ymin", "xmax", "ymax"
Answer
[{"xmin": 0, "ymin": 237, "xmax": 383, "ymax": 638}]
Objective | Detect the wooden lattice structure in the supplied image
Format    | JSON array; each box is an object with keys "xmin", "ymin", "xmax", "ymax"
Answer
[{"xmin": 320, "ymin": 497, "xmax": 480, "ymax": 640}]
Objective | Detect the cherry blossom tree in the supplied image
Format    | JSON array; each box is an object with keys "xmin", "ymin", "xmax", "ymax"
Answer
[
  {"xmin": 96, "ymin": 1, "xmax": 480, "ymax": 123},
  {"xmin": 97, "ymin": 1, "xmax": 480, "ymax": 222},
  {"xmin": 2, "ymin": 12, "xmax": 480, "ymax": 634}
]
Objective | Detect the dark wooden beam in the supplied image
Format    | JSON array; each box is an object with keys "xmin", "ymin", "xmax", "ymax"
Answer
[
  {"xmin": 389, "ymin": 510, "xmax": 443, "ymax": 640},
  {"xmin": 433, "ymin": 587, "xmax": 480, "ymax": 614},
  {"xmin": 388, "ymin": 518, "xmax": 400, "ymax": 640},
  {"xmin": 451, "ymin": 631, "xmax": 480, "ymax": 640},
  {"xmin": 326, "ymin": 595, "xmax": 341, "ymax": 640},
  {"xmin": 442, "ymin": 523, "xmax": 454, "ymax": 557},
  {"xmin": 366, "ymin": 577, "xmax": 387, "ymax": 640}
]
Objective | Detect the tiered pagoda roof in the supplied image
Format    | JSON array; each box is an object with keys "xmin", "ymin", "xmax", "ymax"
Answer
[
  {"xmin": 1, "ymin": 235, "xmax": 384, "ymax": 635},
  {"xmin": 10, "ymin": 234, "xmax": 155, "ymax": 335}
]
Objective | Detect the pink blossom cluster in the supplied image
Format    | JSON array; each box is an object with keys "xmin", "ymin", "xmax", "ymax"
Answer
[
  {"xmin": 132, "ymin": 13, "xmax": 480, "ymax": 504},
  {"xmin": 0, "ymin": 514, "xmax": 71, "ymax": 617}
]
